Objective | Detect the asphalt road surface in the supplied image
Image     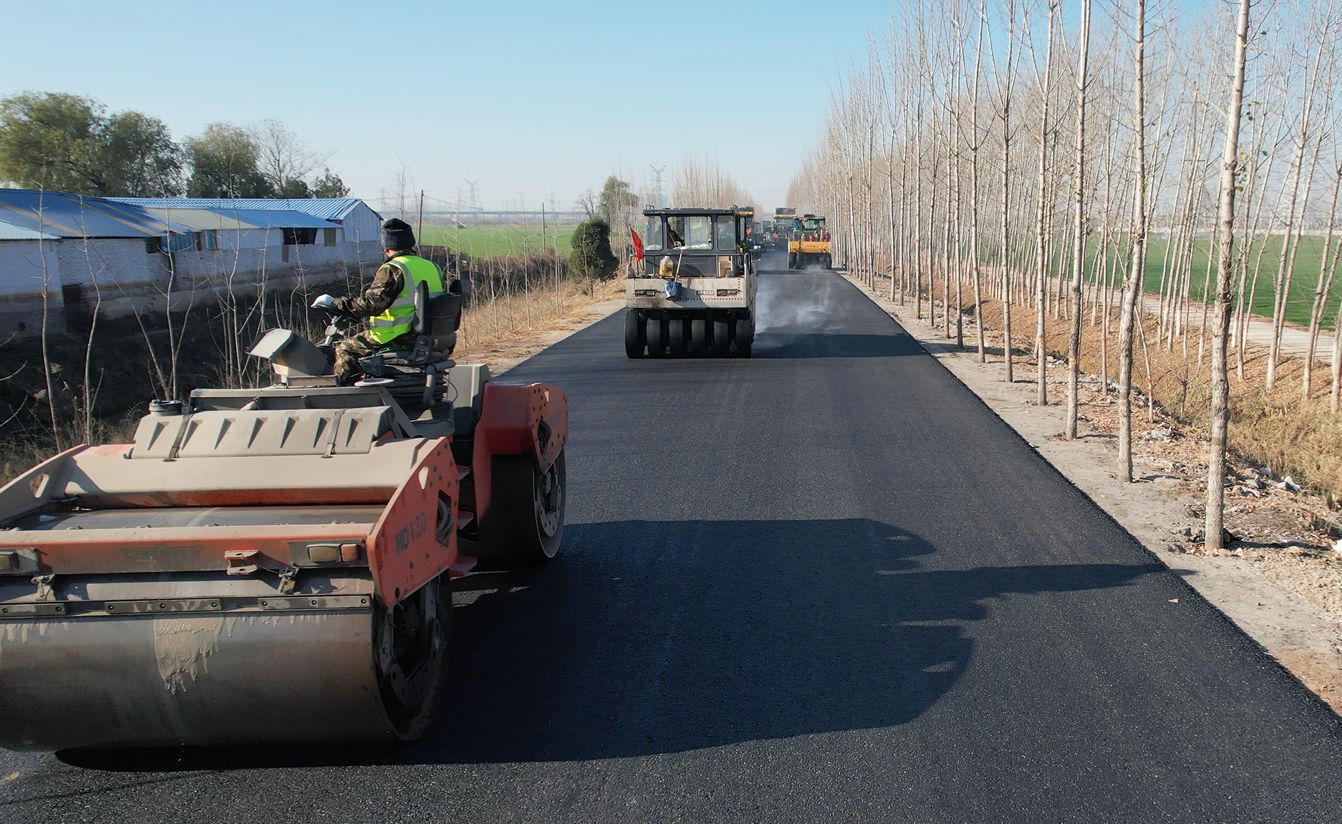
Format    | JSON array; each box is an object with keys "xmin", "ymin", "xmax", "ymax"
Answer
[{"xmin": 5, "ymin": 254, "xmax": 1342, "ymax": 823}]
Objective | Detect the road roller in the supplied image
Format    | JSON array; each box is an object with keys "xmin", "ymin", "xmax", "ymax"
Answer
[
  {"xmin": 625, "ymin": 206, "xmax": 758, "ymax": 359},
  {"xmin": 0, "ymin": 281, "xmax": 568, "ymax": 750},
  {"xmin": 786, "ymin": 214, "xmax": 832, "ymax": 270}
]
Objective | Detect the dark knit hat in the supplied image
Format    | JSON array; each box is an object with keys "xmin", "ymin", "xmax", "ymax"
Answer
[{"xmin": 382, "ymin": 218, "xmax": 415, "ymax": 250}]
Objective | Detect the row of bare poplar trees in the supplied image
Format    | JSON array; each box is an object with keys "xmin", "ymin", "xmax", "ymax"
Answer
[
  {"xmin": 673, "ymin": 153, "xmax": 755, "ymax": 210},
  {"xmin": 787, "ymin": 0, "xmax": 1303, "ymax": 549}
]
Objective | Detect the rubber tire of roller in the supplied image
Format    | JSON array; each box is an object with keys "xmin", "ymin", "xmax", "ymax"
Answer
[
  {"xmin": 711, "ymin": 316, "xmax": 731, "ymax": 358},
  {"xmin": 732, "ymin": 316, "xmax": 754, "ymax": 358},
  {"xmin": 822, "ymin": 254, "xmax": 832, "ymax": 269},
  {"xmin": 668, "ymin": 316, "xmax": 689, "ymax": 357},
  {"xmin": 625, "ymin": 310, "xmax": 645, "ymax": 358},
  {"xmin": 475, "ymin": 449, "xmax": 566, "ymax": 564},
  {"xmin": 788, "ymin": 252, "xmax": 797, "ymax": 270},
  {"xmin": 689, "ymin": 317, "xmax": 709, "ymax": 358},
  {"xmin": 646, "ymin": 316, "xmax": 665, "ymax": 357},
  {"xmin": 372, "ymin": 574, "xmax": 451, "ymax": 740}
]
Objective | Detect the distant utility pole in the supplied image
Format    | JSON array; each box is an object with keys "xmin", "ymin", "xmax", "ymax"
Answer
[{"xmin": 650, "ymin": 165, "xmax": 666, "ymax": 207}]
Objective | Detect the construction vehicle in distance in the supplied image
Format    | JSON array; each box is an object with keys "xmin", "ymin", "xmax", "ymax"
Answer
[
  {"xmin": 758, "ymin": 218, "xmax": 783, "ymax": 251},
  {"xmin": 625, "ymin": 206, "xmax": 758, "ymax": 359},
  {"xmin": 736, "ymin": 206, "xmax": 763, "ymax": 262},
  {"xmin": 787, "ymin": 213, "xmax": 832, "ymax": 270},
  {"xmin": 771, "ymin": 207, "xmax": 796, "ymax": 250},
  {"xmin": 0, "ymin": 280, "xmax": 569, "ymax": 750}
]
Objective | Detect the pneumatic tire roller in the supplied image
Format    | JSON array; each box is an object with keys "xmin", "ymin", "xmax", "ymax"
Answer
[{"xmin": 0, "ymin": 283, "xmax": 568, "ymax": 751}]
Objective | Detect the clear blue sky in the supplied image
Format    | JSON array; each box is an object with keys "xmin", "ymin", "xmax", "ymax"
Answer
[{"xmin": 3, "ymin": 0, "xmax": 893, "ymax": 215}]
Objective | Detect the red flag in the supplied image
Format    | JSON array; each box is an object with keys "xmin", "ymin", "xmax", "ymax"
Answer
[{"xmin": 631, "ymin": 228, "xmax": 644, "ymax": 261}]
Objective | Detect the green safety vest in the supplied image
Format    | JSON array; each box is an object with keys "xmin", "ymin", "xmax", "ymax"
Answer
[{"xmin": 368, "ymin": 254, "xmax": 444, "ymax": 344}]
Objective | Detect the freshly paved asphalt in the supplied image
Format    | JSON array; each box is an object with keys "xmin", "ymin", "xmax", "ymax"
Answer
[{"xmin": 5, "ymin": 255, "xmax": 1342, "ymax": 823}]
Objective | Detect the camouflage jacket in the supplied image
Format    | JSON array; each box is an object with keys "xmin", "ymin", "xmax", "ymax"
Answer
[{"xmin": 333, "ymin": 254, "xmax": 411, "ymax": 317}]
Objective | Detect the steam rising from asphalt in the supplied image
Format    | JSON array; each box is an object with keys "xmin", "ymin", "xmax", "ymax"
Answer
[{"xmin": 755, "ymin": 269, "xmax": 841, "ymax": 334}]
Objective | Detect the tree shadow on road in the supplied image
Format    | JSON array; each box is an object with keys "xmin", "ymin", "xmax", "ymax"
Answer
[{"xmin": 59, "ymin": 518, "xmax": 1160, "ymax": 772}]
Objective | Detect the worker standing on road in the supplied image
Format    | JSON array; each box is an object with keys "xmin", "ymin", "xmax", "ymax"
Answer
[{"xmin": 312, "ymin": 218, "xmax": 445, "ymax": 385}]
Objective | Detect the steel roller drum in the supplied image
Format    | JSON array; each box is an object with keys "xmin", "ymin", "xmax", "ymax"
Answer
[{"xmin": 0, "ymin": 570, "xmax": 446, "ymax": 751}]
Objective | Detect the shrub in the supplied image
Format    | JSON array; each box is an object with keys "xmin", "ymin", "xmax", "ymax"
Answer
[{"xmin": 568, "ymin": 218, "xmax": 618, "ymax": 281}]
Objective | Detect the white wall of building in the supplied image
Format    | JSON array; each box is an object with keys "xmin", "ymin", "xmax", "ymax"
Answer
[
  {"xmin": 0, "ymin": 239, "xmax": 58, "ymax": 297},
  {"xmin": 336, "ymin": 202, "xmax": 383, "ymax": 244},
  {"xmin": 53, "ymin": 237, "xmax": 164, "ymax": 319},
  {"xmin": 0, "ymin": 239, "xmax": 63, "ymax": 335},
  {"xmin": 0, "ymin": 234, "xmax": 385, "ymax": 336}
]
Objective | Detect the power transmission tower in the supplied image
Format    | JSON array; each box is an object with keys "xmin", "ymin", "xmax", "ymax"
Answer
[
  {"xmin": 464, "ymin": 179, "xmax": 480, "ymax": 214},
  {"xmin": 649, "ymin": 166, "xmax": 666, "ymax": 207}
]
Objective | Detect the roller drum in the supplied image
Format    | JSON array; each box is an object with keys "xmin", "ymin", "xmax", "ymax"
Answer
[
  {"xmin": 0, "ymin": 572, "xmax": 449, "ymax": 751},
  {"xmin": 0, "ymin": 611, "xmax": 380, "ymax": 750}
]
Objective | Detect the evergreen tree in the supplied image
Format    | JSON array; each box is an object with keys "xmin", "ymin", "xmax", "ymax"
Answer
[
  {"xmin": 0, "ymin": 92, "xmax": 182, "ymax": 196},
  {"xmin": 569, "ymin": 218, "xmax": 618, "ymax": 281},
  {"xmin": 310, "ymin": 168, "xmax": 349, "ymax": 198},
  {"xmin": 185, "ymin": 123, "xmax": 273, "ymax": 198}
]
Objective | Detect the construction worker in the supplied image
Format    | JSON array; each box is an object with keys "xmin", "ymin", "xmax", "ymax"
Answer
[{"xmin": 312, "ymin": 218, "xmax": 444, "ymax": 385}]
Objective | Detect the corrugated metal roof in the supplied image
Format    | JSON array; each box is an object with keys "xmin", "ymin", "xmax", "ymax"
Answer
[
  {"xmin": 135, "ymin": 207, "xmax": 256, "ymax": 232},
  {"xmin": 0, "ymin": 222, "xmax": 59, "ymax": 241},
  {"xmin": 0, "ymin": 191, "xmax": 342, "ymax": 241},
  {"xmin": 0, "ymin": 189, "xmax": 200, "ymax": 238},
  {"xmin": 135, "ymin": 207, "xmax": 335, "ymax": 231},
  {"xmin": 111, "ymin": 197, "xmax": 367, "ymax": 222},
  {"xmin": 217, "ymin": 209, "xmax": 339, "ymax": 230}
]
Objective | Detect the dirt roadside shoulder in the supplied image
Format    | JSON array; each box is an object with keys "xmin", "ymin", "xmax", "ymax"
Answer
[
  {"xmin": 842, "ymin": 272, "xmax": 1342, "ymax": 715},
  {"xmin": 462, "ymin": 293, "xmax": 625, "ymax": 377}
]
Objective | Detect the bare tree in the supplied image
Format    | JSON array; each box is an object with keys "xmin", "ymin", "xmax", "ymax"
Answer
[
  {"xmin": 1066, "ymin": 0, "xmax": 1093, "ymax": 440},
  {"xmin": 971, "ymin": 0, "xmax": 989, "ymax": 360},
  {"xmin": 1205, "ymin": 0, "xmax": 1252, "ymax": 553},
  {"xmin": 249, "ymin": 119, "xmax": 327, "ymax": 196},
  {"xmin": 1031, "ymin": 0, "xmax": 1059, "ymax": 405},
  {"xmin": 673, "ymin": 152, "xmax": 754, "ymax": 208},
  {"xmin": 997, "ymin": 0, "xmax": 1020, "ymax": 383},
  {"xmin": 1117, "ymin": 0, "xmax": 1148, "ymax": 482},
  {"xmin": 1304, "ymin": 158, "xmax": 1342, "ymax": 398}
]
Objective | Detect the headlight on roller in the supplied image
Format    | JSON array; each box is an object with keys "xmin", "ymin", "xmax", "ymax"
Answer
[{"xmin": 716, "ymin": 288, "xmax": 740, "ymax": 296}]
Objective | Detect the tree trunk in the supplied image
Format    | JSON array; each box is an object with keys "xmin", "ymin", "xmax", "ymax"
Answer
[
  {"xmin": 972, "ymin": 0, "xmax": 987, "ymax": 361},
  {"xmin": 1067, "ymin": 0, "xmax": 1092, "ymax": 440},
  {"xmin": 1035, "ymin": 0, "xmax": 1058, "ymax": 406},
  {"xmin": 1000, "ymin": 0, "xmax": 1016, "ymax": 383},
  {"xmin": 1304, "ymin": 164, "xmax": 1342, "ymax": 398},
  {"xmin": 1117, "ymin": 0, "xmax": 1148, "ymax": 483},
  {"xmin": 1205, "ymin": 0, "xmax": 1251, "ymax": 554}
]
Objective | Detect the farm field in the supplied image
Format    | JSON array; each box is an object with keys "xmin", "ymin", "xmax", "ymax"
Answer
[
  {"xmin": 419, "ymin": 223, "xmax": 576, "ymax": 258},
  {"xmin": 1139, "ymin": 235, "xmax": 1335, "ymax": 329},
  {"xmin": 1059, "ymin": 234, "xmax": 1340, "ymax": 330}
]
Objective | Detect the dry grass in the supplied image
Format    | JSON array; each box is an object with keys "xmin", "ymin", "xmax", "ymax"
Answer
[
  {"xmin": 885, "ymin": 271, "xmax": 1342, "ymax": 507},
  {"xmin": 454, "ymin": 278, "xmax": 619, "ymax": 361}
]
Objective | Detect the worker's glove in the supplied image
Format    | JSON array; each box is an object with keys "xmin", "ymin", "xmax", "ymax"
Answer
[{"xmin": 311, "ymin": 294, "xmax": 337, "ymax": 310}]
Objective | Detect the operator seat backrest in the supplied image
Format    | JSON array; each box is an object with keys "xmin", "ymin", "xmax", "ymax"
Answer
[{"xmin": 411, "ymin": 278, "xmax": 463, "ymax": 357}]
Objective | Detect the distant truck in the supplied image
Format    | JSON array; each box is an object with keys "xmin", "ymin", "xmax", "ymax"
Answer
[
  {"xmin": 625, "ymin": 207, "xmax": 758, "ymax": 359},
  {"xmin": 787, "ymin": 213, "xmax": 832, "ymax": 269}
]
